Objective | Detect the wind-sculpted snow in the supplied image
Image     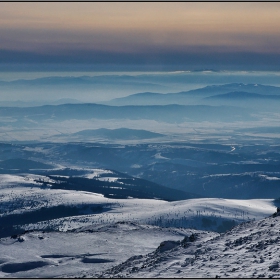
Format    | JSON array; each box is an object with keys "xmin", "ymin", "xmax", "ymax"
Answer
[
  {"xmin": 0, "ymin": 222, "xmax": 199, "ymax": 278},
  {"xmin": 2, "ymin": 213, "xmax": 280, "ymax": 278},
  {"xmin": 96, "ymin": 213, "xmax": 280, "ymax": 278}
]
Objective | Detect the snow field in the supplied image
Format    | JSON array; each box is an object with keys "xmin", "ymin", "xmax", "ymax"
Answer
[
  {"xmin": 0, "ymin": 223, "xmax": 198, "ymax": 278},
  {"xmin": 96, "ymin": 214, "xmax": 280, "ymax": 278},
  {"xmin": 0, "ymin": 179, "xmax": 276, "ymax": 233}
]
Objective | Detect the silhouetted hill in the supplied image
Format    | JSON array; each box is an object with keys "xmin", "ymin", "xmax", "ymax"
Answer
[
  {"xmin": 186, "ymin": 83, "xmax": 280, "ymax": 96},
  {"xmin": 0, "ymin": 98, "xmax": 81, "ymax": 107},
  {"xmin": 72, "ymin": 128, "xmax": 164, "ymax": 140},
  {"xmin": 0, "ymin": 76, "xmax": 167, "ymax": 91},
  {"xmin": 106, "ymin": 83, "xmax": 280, "ymax": 105},
  {"xmin": 204, "ymin": 91, "xmax": 280, "ymax": 100}
]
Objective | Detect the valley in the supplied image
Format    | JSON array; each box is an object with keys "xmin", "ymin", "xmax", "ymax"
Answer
[{"xmin": 1, "ymin": 74, "xmax": 280, "ymax": 278}]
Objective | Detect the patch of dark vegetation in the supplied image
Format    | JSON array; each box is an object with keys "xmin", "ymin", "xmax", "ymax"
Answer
[
  {"xmin": 48, "ymin": 175, "xmax": 193, "ymax": 202},
  {"xmin": 0, "ymin": 158, "xmax": 53, "ymax": 170},
  {"xmin": 217, "ymin": 220, "xmax": 236, "ymax": 233},
  {"xmin": 0, "ymin": 225, "xmax": 23, "ymax": 240},
  {"xmin": 201, "ymin": 217, "xmax": 217, "ymax": 228},
  {"xmin": 0, "ymin": 204, "xmax": 107, "ymax": 238}
]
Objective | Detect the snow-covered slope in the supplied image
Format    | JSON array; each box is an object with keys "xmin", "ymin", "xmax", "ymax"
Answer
[
  {"xmin": 0, "ymin": 172, "xmax": 278, "ymax": 278},
  {"xmin": 0, "ymin": 223, "xmax": 206, "ymax": 278},
  {"xmin": 0, "ymin": 174, "xmax": 276, "ymax": 234},
  {"xmin": 96, "ymin": 212, "xmax": 280, "ymax": 278},
  {"xmin": 2, "ymin": 212, "xmax": 280, "ymax": 278}
]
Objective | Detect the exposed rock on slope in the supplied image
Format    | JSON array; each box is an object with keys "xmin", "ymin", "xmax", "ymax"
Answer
[{"xmin": 96, "ymin": 212, "xmax": 280, "ymax": 278}]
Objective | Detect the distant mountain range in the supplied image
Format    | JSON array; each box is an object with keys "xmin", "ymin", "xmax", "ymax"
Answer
[
  {"xmin": 204, "ymin": 91, "xmax": 280, "ymax": 100},
  {"xmin": 0, "ymin": 103, "xmax": 255, "ymax": 124},
  {"xmin": 0, "ymin": 75, "xmax": 167, "ymax": 93},
  {"xmin": 104, "ymin": 83, "xmax": 280, "ymax": 106},
  {"xmin": 2, "ymin": 82, "xmax": 280, "ymax": 107},
  {"xmin": 0, "ymin": 98, "xmax": 81, "ymax": 107},
  {"xmin": 1, "ymin": 82, "xmax": 279, "ymax": 128},
  {"xmin": 0, "ymin": 76, "xmax": 162, "ymax": 87}
]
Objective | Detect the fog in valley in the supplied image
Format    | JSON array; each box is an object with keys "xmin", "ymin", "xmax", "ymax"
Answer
[{"xmin": 1, "ymin": 70, "xmax": 280, "ymax": 278}]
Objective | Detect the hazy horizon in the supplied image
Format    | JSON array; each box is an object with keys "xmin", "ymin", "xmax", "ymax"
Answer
[
  {"xmin": 0, "ymin": 70, "xmax": 280, "ymax": 103},
  {"xmin": 1, "ymin": 2, "xmax": 280, "ymax": 72}
]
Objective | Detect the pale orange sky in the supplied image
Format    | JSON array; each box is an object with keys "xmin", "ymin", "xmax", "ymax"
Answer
[
  {"xmin": 1, "ymin": 2, "xmax": 280, "ymax": 53},
  {"xmin": 0, "ymin": 2, "xmax": 280, "ymax": 70}
]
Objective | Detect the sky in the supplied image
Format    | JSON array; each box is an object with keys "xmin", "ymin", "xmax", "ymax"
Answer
[{"xmin": 1, "ymin": 2, "xmax": 280, "ymax": 71}]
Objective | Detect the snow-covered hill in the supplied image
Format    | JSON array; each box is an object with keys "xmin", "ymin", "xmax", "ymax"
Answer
[
  {"xmin": 2, "ymin": 212, "xmax": 280, "ymax": 278},
  {"xmin": 0, "ymin": 223, "xmax": 201, "ymax": 278},
  {"xmin": 96, "ymin": 212, "xmax": 280, "ymax": 278},
  {"xmin": 0, "ymin": 171, "xmax": 278, "ymax": 278},
  {"xmin": 0, "ymin": 173, "xmax": 276, "ymax": 235}
]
